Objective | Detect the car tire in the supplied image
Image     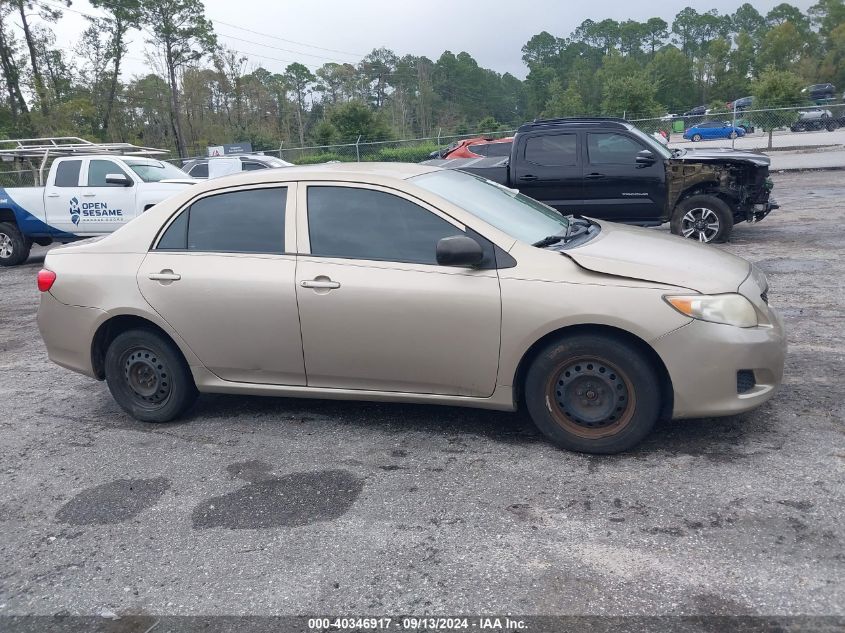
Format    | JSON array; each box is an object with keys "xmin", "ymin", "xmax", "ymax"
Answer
[
  {"xmin": 0, "ymin": 222, "xmax": 32, "ymax": 267},
  {"xmin": 729, "ymin": 131, "xmax": 738, "ymax": 139},
  {"xmin": 692, "ymin": 134, "xmax": 702, "ymax": 142},
  {"xmin": 105, "ymin": 328, "xmax": 198, "ymax": 423},
  {"xmin": 524, "ymin": 333, "xmax": 661, "ymax": 454},
  {"xmin": 670, "ymin": 195, "xmax": 734, "ymax": 243},
  {"xmin": 825, "ymin": 120, "xmax": 838, "ymax": 131}
]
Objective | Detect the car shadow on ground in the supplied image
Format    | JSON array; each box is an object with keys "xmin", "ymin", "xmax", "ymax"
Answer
[{"xmin": 111, "ymin": 390, "xmax": 778, "ymax": 460}]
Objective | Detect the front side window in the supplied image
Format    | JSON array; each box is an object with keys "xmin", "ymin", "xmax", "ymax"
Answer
[
  {"xmin": 156, "ymin": 187, "xmax": 286, "ymax": 253},
  {"xmin": 241, "ymin": 162, "xmax": 267, "ymax": 171},
  {"xmin": 87, "ymin": 160, "xmax": 131, "ymax": 187},
  {"xmin": 587, "ymin": 133, "xmax": 644, "ymax": 165},
  {"xmin": 307, "ymin": 186, "xmax": 461, "ymax": 265},
  {"xmin": 54, "ymin": 160, "xmax": 82, "ymax": 187},
  {"xmin": 524, "ymin": 134, "xmax": 577, "ymax": 166}
]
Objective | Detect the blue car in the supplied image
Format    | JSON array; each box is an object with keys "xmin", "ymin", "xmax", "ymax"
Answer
[{"xmin": 683, "ymin": 121, "xmax": 747, "ymax": 141}]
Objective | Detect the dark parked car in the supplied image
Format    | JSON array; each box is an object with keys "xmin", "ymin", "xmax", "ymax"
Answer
[
  {"xmin": 683, "ymin": 105, "xmax": 707, "ymax": 117},
  {"xmin": 802, "ymin": 83, "xmax": 836, "ymax": 102},
  {"xmin": 791, "ymin": 108, "xmax": 838, "ymax": 132},
  {"xmin": 726, "ymin": 96, "xmax": 754, "ymax": 111},
  {"xmin": 423, "ymin": 117, "xmax": 777, "ymax": 243}
]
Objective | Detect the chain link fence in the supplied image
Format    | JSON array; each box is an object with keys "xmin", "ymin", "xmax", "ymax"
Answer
[{"xmin": 2, "ymin": 103, "xmax": 844, "ymax": 186}]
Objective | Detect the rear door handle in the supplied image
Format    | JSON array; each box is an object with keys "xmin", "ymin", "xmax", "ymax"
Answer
[
  {"xmin": 520, "ymin": 174, "xmax": 539, "ymax": 182},
  {"xmin": 82, "ymin": 193, "xmax": 96, "ymax": 198},
  {"xmin": 301, "ymin": 279, "xmax": 340, "ymax": 289},
  {"xmin": 46, "ymin": 193, "xmax": 60, "ymax": 198},
  {"xmin": 148, "ymin": 270, "xmax": 181, "ymax": 282},
  {"xmin": 585, "ymin": 173, "xmax": 605, "ymax": 180}
]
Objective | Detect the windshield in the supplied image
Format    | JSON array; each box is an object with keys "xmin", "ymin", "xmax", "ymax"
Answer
[
  {"xmin": 628, "ymin": 126, "xmax": 673, "ymax": 159},
  {"xmin": 411, "ymin": 170, "xmax": 569, "ymax": 245},
  {"xmin": 124, "ymin": 159, "xmax": 190, "ymax": 182}
]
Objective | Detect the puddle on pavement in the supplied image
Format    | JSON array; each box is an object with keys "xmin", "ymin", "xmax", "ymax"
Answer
[{"xmin": 56, "ymin": 477, "xmax": 170, "ymax": 525}]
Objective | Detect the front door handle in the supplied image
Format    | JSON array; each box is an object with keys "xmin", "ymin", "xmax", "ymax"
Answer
[
  {"xmin": 585, "ymin": 172, "xmax": 606, "ymax": 180},
  {"xmin": 148, "ymin": 270, "xmax": 181, "ymax": 282},
  {"xmin": 47, "ymin": 193, "xmax": 60, "ymax": 198},
  {"xmin": 301, "ymin": 278, "xmax": 340, "ymax": 290},
  {"xmin": 82, "ymin": 193, "xmax": 96, "ymax": 198},
  {"xmin": 520, "ymin": 174, "xmax": 539, "ymax": 182}
]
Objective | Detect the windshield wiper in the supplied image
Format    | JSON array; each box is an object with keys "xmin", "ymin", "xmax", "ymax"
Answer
[
  {"xmin": 532, "ymin": 226, "xmax": 570, "ymax": 248},
  {"xmin": 533, "ymin": 217, "xmax": 596, "ymax": 248}
]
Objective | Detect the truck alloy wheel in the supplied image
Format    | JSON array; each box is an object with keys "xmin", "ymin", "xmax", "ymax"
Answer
[
  {"xmin": 0, "ymin": 222, "xmax": 32, "ymax": 266},
  {"xmin": 671, "ymin": 195, "xmax": 734, "ymax": 244},
  {"xmin": 680, "ymin": 207, "xmax": 721, "ymax": 242}
]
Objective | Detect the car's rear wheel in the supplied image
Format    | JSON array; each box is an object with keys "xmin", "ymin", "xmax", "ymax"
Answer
[
  {"xmin": 524, "ymin": 334, "xmax": 661, "ymax": 454},
  {"xmin": 691, "ymin": 133, "xmax": 702, "ymax": 142},
  {"xmin": 105, "ymin": 328, "xmax": 198, "ymax": 423},
  {"xmin": 0, "ymin": 222, "xmax": 32, "ymax": 267},
  {"xmin": 671, "ymin": 195, "xmax": 734, "ymax": 243}
]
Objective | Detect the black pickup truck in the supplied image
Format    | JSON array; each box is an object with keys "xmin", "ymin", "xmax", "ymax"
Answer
[{"xmin": 423, "ymin": 117, "xmax": 777, "ymax": 243}]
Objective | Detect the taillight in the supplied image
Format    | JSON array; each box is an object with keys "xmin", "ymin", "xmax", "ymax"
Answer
[{"xmin": 37, "ymin": 269, "xmax": 56, "ymax": 292}]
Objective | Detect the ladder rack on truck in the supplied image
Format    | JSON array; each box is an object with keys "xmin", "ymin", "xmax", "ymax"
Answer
[{"xmin": 0, "ymin": 137, "xmax": 169, "ymax": 186}]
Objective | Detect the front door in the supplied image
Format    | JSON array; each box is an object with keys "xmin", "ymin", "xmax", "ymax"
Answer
[
  {"xmin": 137, "ymin": 185, "xmax": 305, "ymax": 386},
  {"xmin": 295, "ymin": 183, "xmax": 502, "ymax": 397},
  {"xmin": 581, "ymin": 131, "xmax": 666, "ymax": 224},
  {"xmin": 76, "ymin": 158, "xmax": 138, "ymax": 233},
  {"xmin": 511, "ymin": 131, "xmax": 583, "ymax": 213}
]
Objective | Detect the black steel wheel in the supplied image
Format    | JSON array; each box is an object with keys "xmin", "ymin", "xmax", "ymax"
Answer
[
  {"xmin": 524, "ymin": 333, "xmax": 661, "ymax": 454},
  {"xmin": 105, "ymin": 328, "xmax": 197, "ymax": 422}
]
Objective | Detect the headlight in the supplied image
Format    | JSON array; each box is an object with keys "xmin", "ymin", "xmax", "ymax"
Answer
[{"xmin": 664, "ymin": 293, "xmax": 758, "ymax": 328}]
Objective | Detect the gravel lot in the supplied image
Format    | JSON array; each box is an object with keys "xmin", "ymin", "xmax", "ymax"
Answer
[{"xmin": 0, "ymin": 171, "xmax": 843, "ymax": 624}]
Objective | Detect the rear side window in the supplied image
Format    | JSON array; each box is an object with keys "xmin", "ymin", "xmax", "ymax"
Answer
[
  {"xmin": 524, "ymin": 134, "xmax": 577, "ymax": 166},
  {"xmin": 156, "ymin": 187, "xmax": 286, "ymax": 253},
  {"xmin": 54, "ymin": 160, "xmax": 81, "ymax": 187},
  {"xmin": 87, "ymin": 160, "xmax": 131, "ymax": 187},
  {"xmin": 241, "ymin": 162, "xmax": 268, "ymax": 171},
  {"xmin": 587, "ymin": 133, "xmax": 644, "ymax": 165},
  {"xmin": 307, "ymin": 186, "xmax": 460, "ymax": 265}
]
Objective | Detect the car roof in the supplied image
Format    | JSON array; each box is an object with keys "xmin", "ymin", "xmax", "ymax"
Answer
[
  {"xmin": 193, "ymin": 161, "xmax": 441, "ymax": 189},
  {"xmin": 517, "ymin": 117, "xmax": 632, "ymax": 133}
]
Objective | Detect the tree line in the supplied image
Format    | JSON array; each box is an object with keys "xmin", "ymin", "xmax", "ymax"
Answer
[{"xmin": 0, "ymin": 0, "xmax": 844, "ymax": 158}]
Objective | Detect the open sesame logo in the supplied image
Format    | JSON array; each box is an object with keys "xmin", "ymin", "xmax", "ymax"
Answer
[{"xmin": 69, "ymin": 197, "xmax": 80, "ymax": 226}]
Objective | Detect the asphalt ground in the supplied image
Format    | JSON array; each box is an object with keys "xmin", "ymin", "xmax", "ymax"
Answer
[{"xmin": 0, "ymin": 171, "xmax": 842, "ymax": 626}]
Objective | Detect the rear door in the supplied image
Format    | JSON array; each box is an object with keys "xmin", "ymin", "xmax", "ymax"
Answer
[
  {"xmin": 510, "ymin": 132, "xmax": 583, "ymax": 213},
  {"xmin": 44, "ymin": 159, "xmax": 84, "ymax": 235},
  {"xmin": 137, "ymin": 184, "xmax": 305, "ymax": 386},
  {"xmin": 581, "ymin": 131, "xmax": 665, "ymax": 224}
]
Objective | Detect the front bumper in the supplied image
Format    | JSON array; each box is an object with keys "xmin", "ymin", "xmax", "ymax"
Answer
[
  {"xmin": 652, "ymin": 307, "xmax": 786, "ymax": 419},
  {"xmin": 748, "ymin": 196, "xmax": 778, "ymax": 223}
]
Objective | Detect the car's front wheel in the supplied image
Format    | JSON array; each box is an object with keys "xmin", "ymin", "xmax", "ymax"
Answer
[
  {"xmin": 0, "ymin": 222, "xmax": 32, "ymax": 267},
  {"xmin": 105, "ymin": 328, "xmax": 198, "ymax": 422},
  {"xmin": 691, "ymin": 133, "xmax": 702, "ymax": 142},
  {"xmin": 671, "ymin": 195, "xmax": 734, "ymax": 243},
  {"xmin": 524, "ymin": 334, "xmax": 661, "ymax": 454},
  {"xmin": 729, "ymin": 131, "xmax": 738, "ymax": 139}
]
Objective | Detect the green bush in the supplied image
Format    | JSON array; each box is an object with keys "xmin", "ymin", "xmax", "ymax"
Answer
[
  {"xmin": 367, "ymin": 144, "xmax": 441, "ymax": 162},
  {"xmin": 292, "ymin": 152, "xmax": 346, "ymax": 165}
]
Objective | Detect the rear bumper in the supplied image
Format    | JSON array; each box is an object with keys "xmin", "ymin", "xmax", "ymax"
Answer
[
  {"xmin": 652, "ymin": 308, "xmax": 786, "ymax": 419},
  {"xmin": 37, "ymin": 292, "xmax": 105, "ymax": 379}
]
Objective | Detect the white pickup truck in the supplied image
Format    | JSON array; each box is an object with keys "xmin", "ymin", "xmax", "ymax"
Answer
[{"xmin": 0, "ymin": 154, "xmax": 195, "ymax": 266}]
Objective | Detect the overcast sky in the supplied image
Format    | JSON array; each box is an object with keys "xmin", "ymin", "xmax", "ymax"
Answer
[{"xmin": 48, "ymin": 0, "xmax": 816, "ymax": 80}]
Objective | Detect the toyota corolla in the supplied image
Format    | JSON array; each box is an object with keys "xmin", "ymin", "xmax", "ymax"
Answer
[{"xmin": 36, "ymin": 163, "xmax": 786, "ymax": 454}]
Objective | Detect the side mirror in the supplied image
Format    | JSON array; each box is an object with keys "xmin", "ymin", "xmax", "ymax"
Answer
[
  {"xmin": 436, "ymin": 235, "xmax": 484, "ymax": 267},
  {"xmin": 635, "ymin": 150, "xmax": 656, "ymax": 167},
  {"xmin": 105, "ymin": 173, "xmax": 132, "ymax": 186}
]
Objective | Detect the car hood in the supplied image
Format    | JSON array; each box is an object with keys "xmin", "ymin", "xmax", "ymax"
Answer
[
  {"xmin": 672, "ymin": 147, "xmax": 770, "ymax": 167},
  {"xmin": 563, "ymin": 221, "xmax": 751, "ymax": 294}
]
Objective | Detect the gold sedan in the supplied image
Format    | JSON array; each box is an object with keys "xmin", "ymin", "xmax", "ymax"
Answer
[{"xmin": 36, "ymin": 163, "xmax": 786, "ymax": 454}]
